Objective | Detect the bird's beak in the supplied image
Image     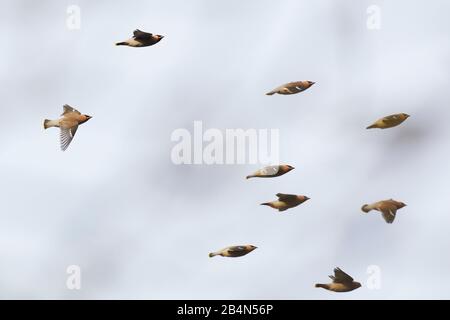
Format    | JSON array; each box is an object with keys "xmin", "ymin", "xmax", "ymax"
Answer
[
  {"xmin": 305, "ymin": 196, "xmax": 310, "ymax": 200},
  {"xmin": 310, "ymin": 81, "xmax": 315, "ymax": 85}
]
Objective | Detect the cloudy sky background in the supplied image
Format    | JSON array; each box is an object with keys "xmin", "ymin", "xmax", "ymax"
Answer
[{"xmin": 0, "ymin": 0, "xmax": 449, "ymax": 299}]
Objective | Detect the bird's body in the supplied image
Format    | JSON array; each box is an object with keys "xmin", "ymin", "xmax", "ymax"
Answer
[
  {"xmin": 315, "ymin": 267, "xmax": 361, "ymax": 293},
  {"xmin": 366, "ymin": 113, "xmax": 410, "ymax": 129},
  {"xmin": 361, "ymin": 199, "xmax": 406, "ymax": 224},
  {"xmin": 116, "ymin": 29, "xmax": 164, "ymax": 47},
  {"xmin": 266, "ymin": 81, "xmax": 315, "ymax": 95},
  {"xmin": 261, "ymin": 193, "xmax": 309, "ymax": 212},
  {"xmin": 44, "ymin": 104, "xmax": 92, "ymax": 151},
  {"xmin": 209, "ymin": 245, "xmax": 257, "ymax": 258},
  {"xmin": 246, "ymin": 164, "xmax": 294, "ymax": 179}
]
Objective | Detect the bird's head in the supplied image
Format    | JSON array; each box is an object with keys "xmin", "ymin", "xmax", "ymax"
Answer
[
  {"xmin": 80, "ymin": 114, "xmax": 92, "ymax": 124},
  {"xmin": 402, "ymin": 113, "xmax": 410, "ymax": 118},
  {"xmin": 248, "ymin": 245, "xmax": 258, "ymax": 251},
  {"xmin": 299, "ymin": 195, "xmax": 310, "ymax": 203},
  {"xmin": 283, "ymin": 164, "xmax": 295, "ymax": 172},
  {"xmin": 307, "ymin": 81, "xmax": 316, "ymax": 86},
  {"xmin": 398, "ymin": 202, "xmax": 407, "ymax": 208},
  {"xmin": 156, "ymin": 34, "xmax": 164, "ymax": 40},
  {"xmin": 353, "ymin": 281, "xmax": 362, "ymax": 289}
]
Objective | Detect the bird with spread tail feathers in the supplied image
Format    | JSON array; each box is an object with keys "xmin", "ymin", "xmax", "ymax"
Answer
[
  {"xmin": 361, "ymin": 199, "xmax": 407, "ymax": 224},
  {"xmin": 43, "ymin": 104, "xmax": 92, "ymax": 151}
]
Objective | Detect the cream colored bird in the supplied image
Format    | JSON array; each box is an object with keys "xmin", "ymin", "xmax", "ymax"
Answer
[
  {"xmin": 315, "ymin": 267, "xmax": 361, "ymax": 292},
  {"xmin": 116, "ymin": 29, "xmax": 164, "ymax": 47},
  {"xmin": 261, "ymin": 193, "xmax": 310, "ymax": 212},
  {"xmin": 366, "ymin": 113, "xmax": 410, "ymax": 129},
  {"xmin": 266, "ymin": 81, "xmax": 315, "ymax": 95},
  {"xmin": 209, "ymin": 245, "xmax": 257, "ymax": 258},
  {"xmin": 44, "ymin": 104, "xmax": 92, "ymax": 151},
  {"xmin": 246, "ymin": 164, "xmax": 294, "ymax": 179},
  {"xmin": 361, "ymin": 199, "xmax": 406, "ymax": 224}
]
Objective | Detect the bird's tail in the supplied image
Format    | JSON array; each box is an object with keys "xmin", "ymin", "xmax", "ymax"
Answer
[
  {"xmin": 43, "ymin": 119, "xmax": 53, "ymax": 129},
  {"xmin": 366, "ymin": 124, "xmax": 377, "ymax": 129},
  {"xmin": 246, "ymin": 175, "xmax": 254, "ymax": 179},
  {"xmin": 115, "ymin": 42, "xmax": 128, "ymax": 46},
  {"xmin": 209, "ymin": 252, "xmax": 218, "ymax": 258},
  {"xmin": 361, "ymin": 204, "xmax": 371, "ymax": 213},
  {"xmin": 315, "ymin": 283, "xmax": 329, "ymax": 289},
  {"xmin": 265, "ymin": 91, "xmax": 276, "ymax": 96},
  {"xmin": 260, "ymin": 202, "xmax": 271, "ymax": 207}
]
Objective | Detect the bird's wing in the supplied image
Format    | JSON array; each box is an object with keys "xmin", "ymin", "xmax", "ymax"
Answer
[
  {"xmin": 331, "ymin": 267, "xmax": 354, "ymax": 283},
  {"xmin": 382, "ymin": 114, "xmax": 400, "ymax": 125},
  {"xmin": 286, "ymin": 81, "xmax": 305, "ymax": 90},
  {"xmin": 228, "ymin": 246, "xmax": 245, "ymax": 253},
  {"xmin": 60, "ymin": 125, "xmax": 78, "ymax": 151},
  {"xmin": 276, "ymin": 193, "xmax": 297, "ymax": 201},
  {"xmin": 380, "ymin": 205, "xmax": 397, "ymax": 224},
  {"xmin": 133, "ymin": 29, "xmax": 153, "ymax": 39},
  {"xmin": 62, "ymin": 104, "xmax": 81, "ymax": 116},
  {"xmin": 260, "ymin": 165, "xmax": 280, "ymax": 176}
]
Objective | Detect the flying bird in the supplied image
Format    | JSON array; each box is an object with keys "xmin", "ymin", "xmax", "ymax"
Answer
[
  {"xmin": 246, "ymin": 164, "xmax": 294, "ymax": 179},
  {"xmin": 209, "ymin": 245, "xmax": 257, "ymax": 258},
  {"xmin": 116, "ymin": 29, "xmax": 164, "ymax": 47},
  {"xmin": 261, "ymin": 193, "xmax": 309, "ymax": 212},
  {"xmin": 366, "ymin": 113, "xmax": 410, "ymax": 129},
  {"xmin": 44, "ymin": 104, "xmax": 92, "ymax": 151},
  {"xmin": 266, "ymin": 81, "xmax": 315, "ymax": 95},
  {"xmin": 315, "ymin": 267, "xmax": 361, "ymax": 292},
  {"xmin": 361, "ymin": 199, "xmax": 407, "ymax": 224}
]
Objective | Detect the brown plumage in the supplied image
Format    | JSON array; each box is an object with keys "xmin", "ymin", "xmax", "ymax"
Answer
[
  {"xmin": 209, "ymin": 245, "xmax": 257, "ymax": 258},
  {"xmin": 366, "ymin": 113, "xmax": 410, "ymax": 129},
  {"xmin": 246, "ymin": 164, "xmax": 294, "ymax": 179},
  {"xmin": 43, "ymin": 104, "xmax": 92, "ymax": 151},
  {"xmin": 261, "ymin": 193, "xmax": 310, "ymax": 212},
  {"xmin": 361, "ymin": 199, "xmax": 407, "ymax": 224},
  {"xmin": 116, "ymin": 29, "xmax": 164, "ymax": 47},
  {"xmin": 315, "ymin": 267, "xmax": 361, "ymax": 292},
  {"xmin": 266, "ymin": 81, "xmax": 315, "ymax": 95}
]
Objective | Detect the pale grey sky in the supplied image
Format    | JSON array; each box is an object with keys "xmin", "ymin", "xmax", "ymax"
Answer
[{"xmin": 0, "ymin": 0, "xmax": 449, "ymax": 299}]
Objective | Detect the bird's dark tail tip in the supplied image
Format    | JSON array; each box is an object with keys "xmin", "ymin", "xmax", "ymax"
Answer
[
  {"xmin": 115, "ymin": 42, "xmax": 128, "ymax": 46},
  {"xmin": 366, "ymin": 124, "xmax": 376, "ymax": 129},
  {"xmin": 43, "ymin": 119, "xmax": 50, "ymax": 129},
  {"xmin": 361, "ymin": 204, "xmax": 370, "ymax": 213},
  {"xmin": 265, "ymin": 92, "xmax": 275, "ymax": 96},
  {"xmin": 246, "ymin": 175, "xmax": 252, "ymax": 179},
  {"xmin": 315, "ymin": 283, "xmax": 328, "ymax": 289},
  {"xmin": 260, "ymin": 202, "xmax": 271, "ymax": 206},
  {"xmin": 208, "ymin": 252, "xmax": 216, "ymax": 258}
]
